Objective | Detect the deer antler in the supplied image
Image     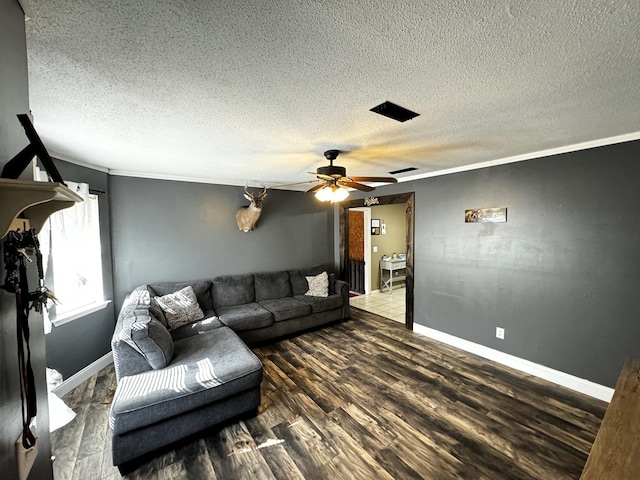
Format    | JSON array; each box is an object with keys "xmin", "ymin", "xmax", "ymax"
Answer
[{"xmin": 244, "ymin": 183, "xmax": 268, "ymax": 199}]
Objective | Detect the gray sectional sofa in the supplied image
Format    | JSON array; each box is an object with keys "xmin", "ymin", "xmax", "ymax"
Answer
[{"xmin": 109, "ymin": 265, "xmax": 349, "ymax": 470}]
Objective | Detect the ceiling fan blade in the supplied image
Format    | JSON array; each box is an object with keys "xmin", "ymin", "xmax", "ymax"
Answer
[
  {"xmin": 306, "ymin": 183, "xmax": 324, "ymax": 193},
  {"xmin": 340, "ymin": 181, "xmax": 375, "ymax": 192},
  {"xmin": 315, "ymin": 173, "xmax": 337, "ymax": 181},
  {"xmin": 349, "ymin": 176, "xmax": 398, "ymax": 183}
]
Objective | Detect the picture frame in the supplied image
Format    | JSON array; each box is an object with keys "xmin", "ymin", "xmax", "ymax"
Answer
[
  {"xmin": 371, "ymin": 218, "xmax": 380, "ymax": 235},
  {"xmin": 465, "ymin": 207, "xmax": 507, "ymax": 223}
]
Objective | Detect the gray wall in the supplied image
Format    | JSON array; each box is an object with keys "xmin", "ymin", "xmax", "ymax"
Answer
[
  {"xmin": 351, "ymin": 140, "xmax": 640, "ymax": 388},
  {"xmin": 44, "ymin": 160, "xmax": 115, "ymax": 379},
  {"xmin": 0, "ymin": 0, "xmax": 53, "ymax": 478},
  {"xmin": 109, "ymin": 176, "xmax": 335, "ymax": 308}
]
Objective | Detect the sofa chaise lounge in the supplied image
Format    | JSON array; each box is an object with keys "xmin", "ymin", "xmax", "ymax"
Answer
[{"xmin": 109, "ymin": 265, "xmax": 349, "ymax": 470}]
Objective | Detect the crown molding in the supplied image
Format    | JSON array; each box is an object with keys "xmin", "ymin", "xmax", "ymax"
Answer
[
  {"xmin": 398, "ymin": 131, "xmax": 640, "ymax": 184},
  {"xmin": 51, "ymin": 130, "xmax": 640, "ymax": 188},
  {"xmin": 49, "ymin": 151, "xmax": 110, "ymax": 173}
]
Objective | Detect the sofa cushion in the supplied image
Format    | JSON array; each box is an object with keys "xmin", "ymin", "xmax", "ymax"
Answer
[
  {"xmin": 170, "ymin": 314, "xmax": 223, "ymax": 341},
  {"xmin": 127, "ymin": 285, "xmax": 153, "ymax": 308},
  {"xmin": 148, "ymin": 280, "xmax": 213, "ymax": 311},
  {"xmin": 154, "ymin": 286, "xmax": 205, "ymax": 330},
  {"xmin": 289, "ymin": 265, "xmax": 325, "ymax": 295},
  {"xmin": 217, "ymin": 303, "xmax": 273, "ymax": 331},
  {"xmin": 212, "ymin": 274, "xmax": 254, "ymax": 309},
  {"xmin": 305, "ymin": 271, "xmax": 329, "ymax": 297},
  {"xmin": 259, "ymin": 297, "xmax": 312, "ymax": 322},
  {"xmin": 115, "ymin": 303, "xmax": 174, "ymax": 369},
  {"xmin": 109, "ymin": 326, "xmax": 262, "ymax": 436},
  {"xmin": 254, "ymin": 271, "xmax": 291, "ymax": 302},
  {"xmin": 148, "ymin": 296, "xmax": 168, "ymax": 327},
  {"xmin": 294, "ymin": 293, "xmax": 344, "ymax": 313}
]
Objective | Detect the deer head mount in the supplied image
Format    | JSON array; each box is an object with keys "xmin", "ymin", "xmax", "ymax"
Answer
[{"xmin": 236, "ymin": 184, "xmax": 268, "ymax": 232}]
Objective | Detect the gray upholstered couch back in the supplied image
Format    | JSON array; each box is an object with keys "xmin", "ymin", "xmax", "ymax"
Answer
[{"xmin": 112, "ymin": 266, "xmax": 346, "ymax": 380}]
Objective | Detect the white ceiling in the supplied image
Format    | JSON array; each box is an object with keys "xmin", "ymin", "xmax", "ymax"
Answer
[{"xmin": 24, "ymin": 0, "xmax": 640, "ymax": 191}]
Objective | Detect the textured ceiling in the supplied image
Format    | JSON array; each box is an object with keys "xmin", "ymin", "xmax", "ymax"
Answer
[{"xmin": 24, "ymin": 0, "xmax": 640, "ymax": 190}]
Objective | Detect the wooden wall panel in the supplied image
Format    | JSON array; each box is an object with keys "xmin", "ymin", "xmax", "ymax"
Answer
[{"xmin": 349, "ymin": 211, "xmax": 364, "ymax": 261}]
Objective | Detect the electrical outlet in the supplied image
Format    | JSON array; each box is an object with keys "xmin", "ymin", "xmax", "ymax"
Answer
[
  {"xmin": 496, "ymin": 327, "xmax": 505, "ymax": 340},
  {"xmin": 16, "ymin": 431, "xmax": 38, "ymax": 480},
  {"xmin": 373, "ymin": 246, "xmax": 378, "ymax": 252}
]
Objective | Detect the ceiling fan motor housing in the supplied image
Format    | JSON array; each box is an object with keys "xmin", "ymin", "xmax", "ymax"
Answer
[
  {"xmin": 311, "ymin": 149, "xmax": 395, "ymax": 192},
  {"xmin": 318, "ymin": 149, "xmax": 346, "ymax": 178},
  {"xmin": 317, "ymin": 164, "xmax": 346, "ymax": 178}
]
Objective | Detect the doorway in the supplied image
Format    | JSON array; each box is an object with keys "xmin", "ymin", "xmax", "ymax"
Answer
[{"xmin": 340, "ymin": 192, "xmax": 415, "ymax": 330}]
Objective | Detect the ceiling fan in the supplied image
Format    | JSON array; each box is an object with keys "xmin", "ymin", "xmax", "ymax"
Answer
[{"xmin": 306, "ymin": 149, "xmax": 398, "ymax": 201}]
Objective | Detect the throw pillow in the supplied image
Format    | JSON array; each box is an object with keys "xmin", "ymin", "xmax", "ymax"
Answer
[
  {"xmin": 155, "ymin": 286, "xmax": 204, "ymax": 330},
  {"xmin": 305, "ymin": 271, "xmax": 329, "ymax": 297}
]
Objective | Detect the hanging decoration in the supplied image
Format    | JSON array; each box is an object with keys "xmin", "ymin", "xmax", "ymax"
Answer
[
  {"xmin": 236, "ymin": 184, "xmax": 268, "ymax": 232},
  {"xmin": 1, "ymin": 114, "xmax": 65, "ymax": 449},
  {"xmin": 2, "ymin": 229, "xmax": 58, "ymax": 448},
  {"xmin": 464, "ymin": 207, "xmax": 507, "ymax": 223}
]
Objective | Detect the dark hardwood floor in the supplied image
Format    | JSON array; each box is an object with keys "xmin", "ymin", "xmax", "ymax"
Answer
[{"xmin": 51, "ymin": 308, "xmax": 607, "ymax": 479}]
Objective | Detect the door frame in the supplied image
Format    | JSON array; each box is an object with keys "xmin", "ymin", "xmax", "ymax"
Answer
[{"xmin": 339, "ymin": 192, "xmax": 415, "ymax": 330}]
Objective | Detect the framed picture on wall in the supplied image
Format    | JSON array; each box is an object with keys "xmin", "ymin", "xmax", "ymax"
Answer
[
  {"xmin": 371, "ymin": 218, "xmax": 380, "ymax": 235},
  {"xmin": 465, "ymin": 207, "xmax": 507, "ymax": 223}
]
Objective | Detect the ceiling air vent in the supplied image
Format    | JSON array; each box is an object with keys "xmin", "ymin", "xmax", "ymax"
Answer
[
  {"xmin": 370, "ymin": 101, "xmax": 420, "ymax": 122},
  {"xmin": 389, "ymin": 167, "xmax": 418, "ymax": 175}
]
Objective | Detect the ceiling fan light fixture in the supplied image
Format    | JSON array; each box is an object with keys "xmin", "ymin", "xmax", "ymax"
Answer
[{"xmin": 315, "ymin": 184, "xmax": 349, "ymax": 203}]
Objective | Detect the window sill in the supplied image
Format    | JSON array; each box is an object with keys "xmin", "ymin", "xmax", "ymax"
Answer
[{"xmin": 50, "ymin": 300, "xmax": 112, "ymax": 328}]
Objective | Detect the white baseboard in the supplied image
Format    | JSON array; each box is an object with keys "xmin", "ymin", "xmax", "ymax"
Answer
[
  {"xmin": 412, "ymin": 324, "xmax": 614, "ymax": 403},
  {"xmin": 52, "ymin": 352, "xmax": 114, "ymax": 398},
  {"xmin": 49, "ymin": 328, "xmax": 614, "ymax": 403}
]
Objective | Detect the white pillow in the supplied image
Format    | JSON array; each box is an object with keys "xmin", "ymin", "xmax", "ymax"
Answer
[
  {"xmin": 305, "ymin": 271, "xmax": 329, "ymax": 297},
  {"xmin": 154, "ymin": 286, "xmax": 204, "ymax": 329}
]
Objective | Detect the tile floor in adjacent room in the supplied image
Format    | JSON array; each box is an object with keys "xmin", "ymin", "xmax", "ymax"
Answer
[{"xmin": 349, "ymin": 285, "xmax": 406, "ymax": 323}]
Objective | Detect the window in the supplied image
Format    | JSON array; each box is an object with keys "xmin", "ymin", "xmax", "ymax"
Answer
[{"xmin": 38, "ymin": 179, "xmax": 105, "ymax": 330}]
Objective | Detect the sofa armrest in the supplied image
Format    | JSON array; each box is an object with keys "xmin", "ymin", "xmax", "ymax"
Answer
[
  {"xmin": 334, "ymin": 279, "xmax": 351, "ymax": 319},
  {"xmin": 112, "ymin": 339, "xmax": 153, "ymax": 380},
  {"xmin": 111, "ymin": 289, "xmax": 155, "ymax": 380}
]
